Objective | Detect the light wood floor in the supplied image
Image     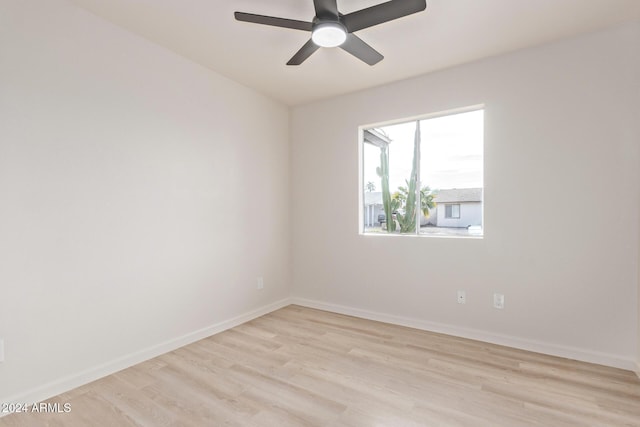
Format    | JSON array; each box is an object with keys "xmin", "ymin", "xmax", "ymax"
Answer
[{"xmin": 2, "ymin": 305, "xmax": 640, "ymax": 426}]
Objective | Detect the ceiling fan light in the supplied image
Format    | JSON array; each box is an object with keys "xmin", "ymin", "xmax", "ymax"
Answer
[{"xmin": 312, "ymin": 22, "xmax": 347, "ymax": 48}]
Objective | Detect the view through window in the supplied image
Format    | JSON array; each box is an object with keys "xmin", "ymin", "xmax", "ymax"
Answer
[{"xmin": 362, "ymin": 108, "xmax": 483, "ymax": 237}]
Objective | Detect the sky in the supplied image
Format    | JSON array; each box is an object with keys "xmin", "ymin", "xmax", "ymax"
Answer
[{"xmin": 363, "ymin": 109, "xmax": 484, "ymax": 192}]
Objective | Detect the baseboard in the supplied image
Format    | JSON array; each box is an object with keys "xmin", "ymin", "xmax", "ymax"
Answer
[
  {"xmin": 0, "ymin": 298, "xmax": 291, "ymax": 414},
  {"xmin": 290, "ymin": 297, "xmax": 636, "ymax": 372}
]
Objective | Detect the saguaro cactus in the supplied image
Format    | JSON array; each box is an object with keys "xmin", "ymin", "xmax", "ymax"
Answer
[
  {"xmin": 396, "ymin": 120, "xmax": 420, "ymax": 233},
  {"xmin": 377, "ymin": 145, "xmax": 395, "ymax": 232}
]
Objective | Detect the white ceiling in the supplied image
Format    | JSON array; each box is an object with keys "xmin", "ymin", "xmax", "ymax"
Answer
[{"xmin": 70, "ymin": 0, "xmax": 640, "ymax": 106}]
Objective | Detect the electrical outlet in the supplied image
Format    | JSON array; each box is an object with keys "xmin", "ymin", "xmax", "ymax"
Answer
[
  {"xmin": 493, "ymin": 293, "xmax": 505, "ymax": 309},
  {"xmin": 457, "ymin": 290, "xmax": 466, "ymax": 304},
  {"xmin": 256, "ymin": 277, "xmax": 264, "ymax": 290},
  {"xmin": 0, "ymin": 339, "xmax": 4, "ymax": 363}
]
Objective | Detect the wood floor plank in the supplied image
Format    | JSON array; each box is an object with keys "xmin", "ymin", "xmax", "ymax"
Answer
[{"xmin": 2, "ymin": 305, "xmax": 639, "ymax": 426}]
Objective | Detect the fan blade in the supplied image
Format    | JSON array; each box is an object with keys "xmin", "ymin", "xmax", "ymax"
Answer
[
  {"xmin": 287, "ymin": 39, "xmax": 320, "ymax": 65},
  {"xmin": 313, "ymin": 0, "xmax": 339, "ymax": 19},
  {"xmin": 342, "ymin": 0, "xmax": 426, "ymax": 33},
  {"xmin": 235, "ymin": 12, "xmax": 313, "ymax": 31},
  {"xmin": 340, "ymin": 34, "xmax": 383, "ymax": 65}
]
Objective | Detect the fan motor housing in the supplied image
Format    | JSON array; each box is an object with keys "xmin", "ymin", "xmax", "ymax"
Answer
[{"xmin": 311, "ymin": 21, "xmax": 348, "ymax": 47}]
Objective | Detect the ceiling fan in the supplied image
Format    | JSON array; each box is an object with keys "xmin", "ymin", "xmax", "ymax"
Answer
[{"xmin": 235, "ymin": 0, "xmax": 427, "ymax": 66}]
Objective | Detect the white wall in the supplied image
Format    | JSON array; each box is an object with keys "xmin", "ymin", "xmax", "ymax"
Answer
[
  {"xmin": 0, "ymin": 0, "xmax": 290, "ymax": 401},
  {"xmin": 291, "ymin": 24, "xmax": 640, "ymax": 368}
]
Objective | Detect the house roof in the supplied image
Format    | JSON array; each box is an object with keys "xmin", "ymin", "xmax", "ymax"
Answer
[
  {"xmin": 433, "ymin": 188, "xmax": 483, "ymax": 203},
  {"xmin": 365, "ymin": 188, "xmax": 483, "ymax": 205},
  {"xmin": 363, "ymin": 129, "xmax": 391, "ymax": 149}
]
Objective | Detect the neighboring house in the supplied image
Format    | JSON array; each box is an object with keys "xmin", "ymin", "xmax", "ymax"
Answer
[
  {"xmin": 363, "ymin": 191, "xmax": 384, "ymax": 227},
  {"xmin": 433, "ymin": 188, "xmax": 483, "ymax": 228}
]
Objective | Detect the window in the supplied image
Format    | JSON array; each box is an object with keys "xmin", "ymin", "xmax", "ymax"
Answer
[
  {"xmin": 361, "ymin": 108, "xmax": 483, "ymax": 237},
  {"xmin": 445, "ymin": 204, "xmax": 460, "ymax": 219}
]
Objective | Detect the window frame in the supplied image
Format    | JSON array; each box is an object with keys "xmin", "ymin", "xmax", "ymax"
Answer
[{"xmin": 358, "ymin": 104, "xmax": 485, "ymax": 238}]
